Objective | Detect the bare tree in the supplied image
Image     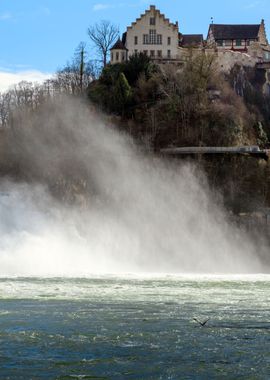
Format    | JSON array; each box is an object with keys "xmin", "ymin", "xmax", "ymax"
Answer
[
  {"xmin": 0, "ymin": 92, "xmax": 12, "ymax": 127},
  {"xmin": 75, "ymin": 42, "xmax": 87, "ymax": 93},
  {"xmin": 87, "ymin": 20, "xmax": 119, "ymax": 67},
  {"xmin": 53, "ymin": 42, "xmax": 96, "ymax": 95}
]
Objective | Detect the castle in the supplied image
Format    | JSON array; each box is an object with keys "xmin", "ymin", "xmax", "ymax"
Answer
[{"xmin": 110, "ymin": 5, "xmax": 270, "ymax": 75}]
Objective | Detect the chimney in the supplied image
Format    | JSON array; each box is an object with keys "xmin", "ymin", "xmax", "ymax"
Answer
[{"xmin": 260, "ymin": 19, "xmax": 268, "ymax": 45}]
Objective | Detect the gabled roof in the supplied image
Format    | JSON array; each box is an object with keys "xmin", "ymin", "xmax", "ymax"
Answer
[
  {"xmin": 181, "ymin": 34, "xmax": 204, "ymax": 47},
  {"xmin": 110, "ymin": 39, "xmax": 127, "ymax": 50},
  {"xmin": 209, "ymin": 24, "xmax": 260, "ymax": 40},
  {"xmin": 127, "ymin": 5, "xmax": 178, "ymax": 31}
]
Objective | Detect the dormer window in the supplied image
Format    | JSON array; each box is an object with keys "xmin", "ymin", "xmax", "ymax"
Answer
[{"xmin": 150, "ymin": 17, "xmax": 156, "ymax": 25}]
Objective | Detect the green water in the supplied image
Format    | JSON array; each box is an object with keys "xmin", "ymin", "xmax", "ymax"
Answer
[{"xmin": 0, "ymin": 275, "xmax": 270, "ymax": 379}]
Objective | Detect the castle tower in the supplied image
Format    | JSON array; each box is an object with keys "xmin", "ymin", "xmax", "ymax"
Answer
[{"xmin": 110, "ymin": 39, "xmax": 128, "ymax": 64}]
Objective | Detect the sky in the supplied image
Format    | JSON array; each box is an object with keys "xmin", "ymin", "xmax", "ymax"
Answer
[{"xmin": 0, "ymin": 0, "xmax": 269, "ymax": 91}]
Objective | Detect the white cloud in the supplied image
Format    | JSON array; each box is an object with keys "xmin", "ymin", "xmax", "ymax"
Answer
[
  {"xmin": 0, "ymin": 70, "xmax": 52, "ymax": 92},
  {"xmin": 244, "ymin": 1, "xmax": 264, "ymax": 9},
  {"xmin": 93, "ymin": 2, "xmax": 141, "ymax": 11},
  {"xmin": 0, "ymin": 12, "xmax": 12, "ymax": 20},
  {"xmin": 40, "ymin": 7, "xmax": 51, "ymax": 16},
  {"xmin": 93, "ymin": 3, "xmax": 112, "ymax": 11}
]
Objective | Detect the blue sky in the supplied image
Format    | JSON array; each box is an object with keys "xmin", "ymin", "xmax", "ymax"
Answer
[{"xmin": 0, "ymin": 0, "xmax": 269, "ymax": 90}]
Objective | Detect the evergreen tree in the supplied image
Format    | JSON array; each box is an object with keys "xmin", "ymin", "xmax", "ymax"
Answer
[{"xmin": 113, "ymin": 73, "xmax": 131, "ymax": 114}]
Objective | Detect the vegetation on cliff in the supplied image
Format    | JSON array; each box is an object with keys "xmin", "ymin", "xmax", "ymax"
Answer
[{"xmin": 88, "ymin": 52, "xmax": 270, "ymax": 150}]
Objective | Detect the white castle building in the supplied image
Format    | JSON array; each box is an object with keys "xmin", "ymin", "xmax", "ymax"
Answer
[{"xmin": 110, "ymin": 5, "xmax": 203, "ymax": 64}]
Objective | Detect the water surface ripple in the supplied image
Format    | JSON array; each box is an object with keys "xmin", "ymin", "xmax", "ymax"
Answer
[{"xmin": 0, "ymin": 275, "xmax": 270, "ymax": 379}]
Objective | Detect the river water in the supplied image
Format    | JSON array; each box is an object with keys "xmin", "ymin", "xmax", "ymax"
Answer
[{"xmin": 0, "ymin": 275, "xmax": 270, "ymax": 379}]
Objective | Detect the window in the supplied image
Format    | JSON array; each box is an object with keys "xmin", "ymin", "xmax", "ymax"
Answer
[
  {"xmin": 143, "ymin": 30, "xmax": 162, "ymax": 45},
  {"xmin": 157, "ymin": 34, "xmax": 162, "ymax": 44},
  {"xmin": 157, "ymin": 50, "xmax": 162, "ymax": 58},
  {"xmin": 168, "ymin": 37, "xmax": 171, "ymax": 45},
  {"xmin": 167, "ymin": 49, "xmax": 171, "ymax": 58},
  {"xmin": 225, "ymin": 40, "xmax": 232, "ymax": 46},
  {"xmin": 149, "ymin": 29, "xmax": 156, "ymax": 44},
  {"xmin": 150, "ymin": 17, "xmax": 156, "ymax": 25},
  {"xmin": 122, "ymin": 52, "xmax": 125, "ymax": 61},
  {"xmin": 265, "ymin": 51, "xmax": 270, "ymax": 61},
  {"xmin": 116, "ymin": 52, "xmax": 119, "ymax": 61},
  {"xmin": 143, "ymin": 50, "xmax": 148, "ymax": 55},
  {"xmin": 150, "ymin": 50, "xmax": 155, "ymax": 57},
  {"xmin": 235, "ymin": 39, "xmax": 242, "ymax": 46},
  {"xmin": 134, "ymin": 49, "xmax": 138, "ymax": 55},
  {"xmin": 111, "ymin": 52, "xmax": 114, "ymax": 62},
  {"xmin": 134, "ymin": 36, "xmax": 138, "ymax": 45},
  {"xmin": 217, "ymin": 40, "xmax": 223, "ymax": 46}
]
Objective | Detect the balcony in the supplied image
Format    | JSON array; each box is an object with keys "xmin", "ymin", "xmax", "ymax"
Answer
[{"xmin": 150, "ymin": 54, "xmax": 184, "ymax": 62}]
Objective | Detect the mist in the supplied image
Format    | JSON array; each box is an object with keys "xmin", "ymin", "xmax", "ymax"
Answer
[{"xmin": 0, "ymin": 97, "xmax": 268, "ymax": 276}]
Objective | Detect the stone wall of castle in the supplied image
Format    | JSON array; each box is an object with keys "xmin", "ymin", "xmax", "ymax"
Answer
[{"xmin": 213, "ymin": 50, "xmax": 258, "ymax": 72}]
